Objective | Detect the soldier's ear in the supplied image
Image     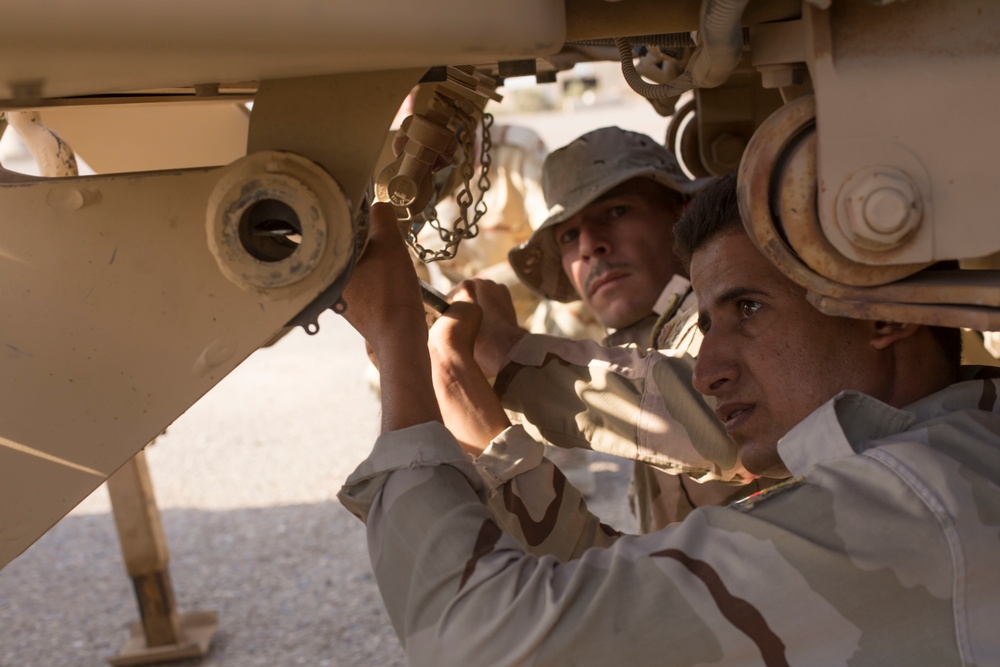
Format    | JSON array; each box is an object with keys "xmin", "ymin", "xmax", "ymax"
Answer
[{"xmin": 870, "ymin": 321, "xmax": 920, "ymax": 350}]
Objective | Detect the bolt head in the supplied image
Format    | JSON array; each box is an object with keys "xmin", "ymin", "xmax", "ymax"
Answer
[
  {"xmin": 46, "ymin": 187, "xmax": 85, "ymax": 211},
  {"xmin": 840, "ymin": 168, "xmax": 922, "ymax": 250},
  {"xmin": 863, "ymin": 187, "xmax": 910, "ymax": 234},
  {"xmin": 709, "ymin": 132, "xmax": 746, "ymax": 170}
]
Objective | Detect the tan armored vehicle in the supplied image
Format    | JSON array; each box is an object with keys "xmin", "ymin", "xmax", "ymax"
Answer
[{"xmin": 1, "ymin": 0, "xmax": 997, "ymax": 659}]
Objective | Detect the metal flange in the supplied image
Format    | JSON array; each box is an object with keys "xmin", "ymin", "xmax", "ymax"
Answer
[
  {"xmin": 739, "ymin": 95, "xmax": 1000, "ymax": 331},
  {"xmin": 739, "ymin": 94, "xmax": 927, "ymax": 289},
  {"xmin": 206, "ymin": 150, "xmax": 351, "ymax": 295}
]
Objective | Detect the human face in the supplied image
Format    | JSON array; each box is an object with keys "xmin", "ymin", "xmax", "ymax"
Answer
[
  {"xmin": 690, "ymin": 231, "xmax": 887, "ymax": 478},
  {"xmin": 554, "ymin": 179, "xmax": 681, "ymax": 330}
]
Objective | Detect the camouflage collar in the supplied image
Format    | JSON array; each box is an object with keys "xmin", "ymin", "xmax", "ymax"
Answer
[
  {"xmin": 778, "ymin": 376, "xmax": 1000, "ymax": 477},
  {"xmin": 778, "ymin": 391, "xmax": 916, "ymax": 478},
  {"xmin": 651, "ymin": 274, "xmax": 692, "ymax": 317}
]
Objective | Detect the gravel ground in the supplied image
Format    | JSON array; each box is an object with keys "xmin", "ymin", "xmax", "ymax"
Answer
[{"xmin": 0, "ymin": 313, "xmax": 635, "ymax": 667}]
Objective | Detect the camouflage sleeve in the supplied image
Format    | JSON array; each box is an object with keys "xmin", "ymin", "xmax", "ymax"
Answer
[
  {"xmin": 495, "ymin": 333, "xmax": 746, "ymax": 482},
  {"xmin": 474, "ymin": 425, "xmax": 622, "ymax": 561},
  {"xmin": 338, "ymin": 420, "xmax": 967, "ymax": 666}
]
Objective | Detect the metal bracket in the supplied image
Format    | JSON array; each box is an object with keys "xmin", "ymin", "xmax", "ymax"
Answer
[
  {"xmin": 0, "ymin": 69, "xmax": 422, "ymax": 570},
  {"xmin": 803, "ymin": 1, "xmax": 1000, "ymax": 267},
  {"xmin": 739, "ymin": 94, "xmax": 1000, "ymax": 331}
]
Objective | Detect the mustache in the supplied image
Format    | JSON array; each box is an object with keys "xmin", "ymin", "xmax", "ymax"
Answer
[{"xmin": 583, "ymin": 260, "xmax": 630, "ymax": 294}]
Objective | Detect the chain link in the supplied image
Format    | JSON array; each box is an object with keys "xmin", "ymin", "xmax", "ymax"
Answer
[{"xmin": 405, "ymin": 109, "xmax": 494, "ymax": 263}]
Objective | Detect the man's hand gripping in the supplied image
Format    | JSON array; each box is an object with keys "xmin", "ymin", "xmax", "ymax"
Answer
[{"xmin": 339, "ymin": 202, "xmax": 441, "ymax": 432}]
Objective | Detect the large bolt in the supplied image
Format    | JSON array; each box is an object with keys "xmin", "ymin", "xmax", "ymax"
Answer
[
  {"xmin": 709, "ymin": 132, "xmax": 747, "ymax": 171},
  {"xmin": 839, "ymin": 168, "xmax": 923, "ymax": 251},
  {"xmin": 863, "ymin": 187, "xmax": 911, "ymax": 234}
]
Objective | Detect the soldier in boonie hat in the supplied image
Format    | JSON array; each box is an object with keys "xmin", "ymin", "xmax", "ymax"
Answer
[
  {"xmin": 509, "ymin": 127, "xmax": 703, "ymax": 316},
  {"xmin": 505, "ymin": 128, "xmax": 746, "ymax": 533}
]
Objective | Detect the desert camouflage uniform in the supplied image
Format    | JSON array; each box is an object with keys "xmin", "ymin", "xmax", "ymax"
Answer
[
  {"xmin": 490, "ymin": 275, "xmax": 770, "ymax": 532},
  {"xmin": 339, "ymin": 369, "xmax": 1000, "ymax": 666},
  {"xmin": 504, "ymin": 127, "xmax": 737, "ymax": 527}
]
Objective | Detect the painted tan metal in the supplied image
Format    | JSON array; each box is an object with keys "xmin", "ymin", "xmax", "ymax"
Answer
[
  {"xmin": 807, "ymin": 296, "xmax": 1000, "ymax": 334},
  {"xmin": 803, "ymin": 0, "xmax": 1000, "ymax": 266},
  {"xmin": 563, "ymin": 0, "xmax": 800, "ymax": 42},
  {"xmin": 106, "ymin": 450, "xmax": 218, "ymax": 663},
  {"xmin": 0, "ymin": 0, "xmax": 564, "ymax": 101},
  {"xmin": 248, "ymin": 71, "xmax": 426, "ymax": 217},
  {"xmin": 836, "ymin": 166, "xmax": 923, "ymax": 252},
  {"xmin": 107, "ymin": 452, "xmax": 172, "ymax": 579},
  {"xmin": 695, "ymin": 64, "xmax": 784, "ymax": 176},
  {"xmin": 748, "ymin": 19, "xmax": 811, "ymax": 98},
  {"xmin": 566, "ymin": 0, "xmax": 700, "ymax": 41},
  {"xmin": 739, "ymin": 95, "xmax": 925, "ymax": 286},
  {"xmin": 39, "ymin": 103, "xmax": 250, "ymax": 173},
  {"xmin": 206, "ymin": 151, "xmax": 350, "ymax": 292},
  {"xmin": 0, "ymin": 69, "xmax": 421, "ymax": 569},
  {"xmin": 376, "ymin": 67, "xmax": 500, "ymax": 223}
]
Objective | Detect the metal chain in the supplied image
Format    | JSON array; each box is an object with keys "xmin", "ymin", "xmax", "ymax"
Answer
[{"xmin": 406, "ymin": 109, "xmax": 494, "ymax": 262}]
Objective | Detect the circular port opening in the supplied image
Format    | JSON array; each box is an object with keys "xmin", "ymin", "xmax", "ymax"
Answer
[{"xmin": 239, "ymin": 199, "xmax": 303, "ymax": 262}]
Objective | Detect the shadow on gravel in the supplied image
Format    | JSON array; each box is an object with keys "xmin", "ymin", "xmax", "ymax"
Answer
[
  {"xmin": 0, "ymin": 449, "xmax": 634, "ymax": 667},
  {"xmin": 0, "ymin": 502, "xmax": 406, "ymax": 667}
]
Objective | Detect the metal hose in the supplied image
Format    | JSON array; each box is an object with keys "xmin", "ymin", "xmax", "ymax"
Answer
[{"xmin": 6, "ymin": 111, "xmax": 79, "ymax": 177}]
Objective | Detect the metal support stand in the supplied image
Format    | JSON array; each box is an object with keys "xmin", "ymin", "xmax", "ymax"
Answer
[{"xmin": 105, "ymin": 450, "xmax": 218, "ymax": 666}]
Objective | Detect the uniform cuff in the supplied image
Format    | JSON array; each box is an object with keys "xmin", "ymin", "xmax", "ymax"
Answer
[{"xmin": 473, "ymin": 424, "xmax": 546, "ymax": 491}]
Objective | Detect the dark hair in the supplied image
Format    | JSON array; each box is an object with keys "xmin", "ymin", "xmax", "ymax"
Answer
[
  {"xmin": 672, "ymin": 171, "xmax": 962, "ymax": 370},
  {"xmin": 673, "ymin": 171, "xmax": 742, "ymax": 272}
]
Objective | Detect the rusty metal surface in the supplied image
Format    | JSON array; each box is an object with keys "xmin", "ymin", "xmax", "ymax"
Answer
[
  {"xmin": 805, "ymin": 0, "xmax": 1000, "ymax": 267},
  {"xmin": 741, "ymin": 94, "xmax": 1000, "ymax": 329},
  {"xmin": 665, "ymin": 98, "xmax": 711, "ymax": 178},
  {"xmin": 740, "ymin": 95, "xmax": 820, "ymax": 291},
  {"xmin": 806, "ymin": 267, "xmax": 1000, "ymax": 331},
  {"xmin": 774, "ymin": 112, "xmax": 928, "ymax": 287},
  {"xmin": 808, "ymin": 296, "xmax": 1000, "ymax": 333},
  {"xmin": 817, "ymin": 271, "xmax": 1000, "ymax": 308},
  {"xmin": 740, "ymin": 95, "xmax": 925, "ymax": 288}
]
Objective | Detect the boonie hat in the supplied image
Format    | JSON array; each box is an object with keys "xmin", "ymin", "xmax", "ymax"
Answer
[{"xmin": 508, "ymin": 127, "xmax": 701, "ymax": 302}]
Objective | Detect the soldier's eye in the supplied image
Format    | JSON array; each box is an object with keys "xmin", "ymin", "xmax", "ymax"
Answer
[
  {"xmin": 607, "ymin": 205, "xmax": 628, "ymax": 220},
  {"xmin": 558, "ymin": 228, "xmax": 579, "ymax": 245},
  {"xmin": 739, "ymin": 300, "xmax": 762, "ymax": 320}
]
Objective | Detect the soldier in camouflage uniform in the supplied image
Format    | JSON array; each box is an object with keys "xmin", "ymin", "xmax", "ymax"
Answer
[
  {"xmin": 336, "ymin": 173, "xmax": 999, "ymax": 665},
  {"xmin": 468, "ymin": 126, "xmax": 769, "ymax": 530}
]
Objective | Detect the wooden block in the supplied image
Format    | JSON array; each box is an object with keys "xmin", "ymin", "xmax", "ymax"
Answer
[{"xmin": 107, "ymin": 610, "xmax": 219, "ymax": 667}]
